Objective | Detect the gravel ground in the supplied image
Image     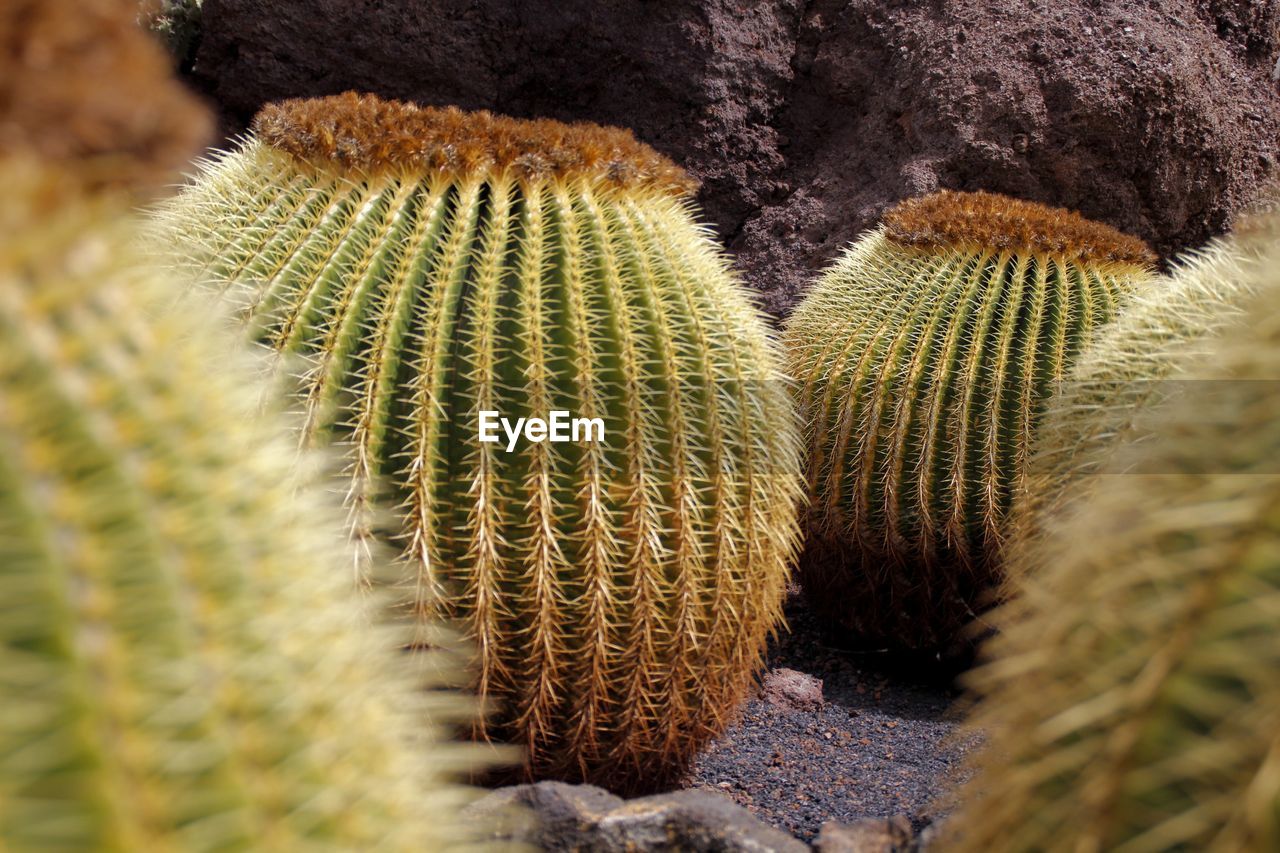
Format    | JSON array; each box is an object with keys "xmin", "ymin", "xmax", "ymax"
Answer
[{"xmin": 682, "ymin": 592, "xmax": 974, "ymax": 842}]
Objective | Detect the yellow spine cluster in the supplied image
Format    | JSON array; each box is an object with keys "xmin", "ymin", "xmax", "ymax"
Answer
[{"xmin": 0, "ymin": 164, "xmax": 483, "ymax": 851}]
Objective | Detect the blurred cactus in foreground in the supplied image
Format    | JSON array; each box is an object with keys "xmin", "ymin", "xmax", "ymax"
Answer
[
  {"xmin": 947, "ymin": 223, "xmax": 1280, "ymax": 852},
  {"xmin": 152, "ymin": 92, "xmax": 802, "ymax": 791},
  {"xmin": 1, "ymin": 0, "xmax": 488, "ymax": 846},
  {"xmin": 784, "ymin": 190, "xmax": 1157, "ymax": 648},
  {"xmin": 0, "ymin": 161, "xmax": 487, "ymax": 851}
]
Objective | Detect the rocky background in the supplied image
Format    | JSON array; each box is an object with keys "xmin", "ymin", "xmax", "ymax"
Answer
[{"xmin": 182, "ymin": 0, "xmax": 1279, "ymax": 317}]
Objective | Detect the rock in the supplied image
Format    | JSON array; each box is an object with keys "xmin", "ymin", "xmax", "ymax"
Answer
[
  {"xmin": 190, "ymin": 0, "xmax": 1279, "ymax": 318},
  {"xmin": 760, "ymin": 667, "xmax": 824, "ymax": 711},
  {"xmin": 813, "ymin": 816, "xmax": 914, "ymax": 853},
  {"xmin": 461, "ymin": 781, "xmax": 615, "ymax": 848},
  {"xmin": 463, "ymin": 781, "xmax": 810, "ymax": 852},
  {"xmin": 600, "ymin": 790, "xmax": 812, "ymax": 852}
]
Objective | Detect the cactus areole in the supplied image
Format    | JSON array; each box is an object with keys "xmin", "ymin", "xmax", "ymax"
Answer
[
  {"xmin": 784, "ymin": 190, "xmax": 1156, "ymax": 649},
  {"xmin": 159, "ymin": 92, "xmax": 803, "ymax": 791}
]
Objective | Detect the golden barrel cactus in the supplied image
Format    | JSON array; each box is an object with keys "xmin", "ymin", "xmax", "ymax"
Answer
[
  {"xmin": 0, "ymin": 0, "xmax": 212, "ymax": 190},
  {"xmin": 154, "ymin": 92, "xmax": 802, "ymax": 790},
  {"xmin": 784, "ymin": 190, "xmax": 1156, "ymax": 648},
  {"xmin": 947, "ymin": 225, "xmax": 1280, "ymax": 852}
]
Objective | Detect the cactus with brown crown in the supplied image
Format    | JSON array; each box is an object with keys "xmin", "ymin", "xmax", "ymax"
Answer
[
  {"xmin": 1004, "ymin": 220, "xmax": 1274, "ymax": 598},
  {"xmin": 947, "ymin": 223, "xmax": 1280, "ymax": 853},
  {"xmin": 153, "ymin": 92, "xmax": 802, "ymax": 791},
  {"xmin": 0, "ymin": 3, "xmax": 486, "ymax": 847},
  {"xmin": 783, "ymin": 190, "xmax": 1157, "ymax": 648}
]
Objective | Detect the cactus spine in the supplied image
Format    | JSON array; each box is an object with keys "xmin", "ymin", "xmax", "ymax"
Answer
[
  {"xmin": 154, "ymin": 92, "xmax": 802, "ymax": 790},
  {"xmin": 783, "ymin": 191, "xmax": 1156, "ymax": 647},
  {"xmin": 947, "ymin": 224, "xmax": 1280, "ymax": 852}
]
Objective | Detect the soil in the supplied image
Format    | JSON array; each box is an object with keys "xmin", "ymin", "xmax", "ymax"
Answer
[
  {"xmin": 681, "ymin": 591, "xmax": 972, "ymax": 842},
  {"xmin": 188, "ymin": 0, "xmax": 1280, "ymax": 317}
]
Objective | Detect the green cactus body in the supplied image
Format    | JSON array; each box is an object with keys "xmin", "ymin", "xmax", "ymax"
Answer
[
  {"xmin": 154, "ymin": 92, "xmax": 802, "ymax": 790},
  {"xmin": 783, "ymin": 191, "xmax": 1156, "ymax": 648},
  {"xmin": 948, "ymin": 226, "xmax": 1280, "ymax": 853},
  {"xmin": 1005, "ymin": 230, "xmax": 1268, "ymax": 598},
  {"xmin": 0, "ymin": 164, "xmax": 480, "ymax": 850}
]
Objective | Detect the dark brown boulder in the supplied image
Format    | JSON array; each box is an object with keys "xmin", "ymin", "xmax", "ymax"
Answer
[{"xmin": 191, "ymin": 0, "xmax": 1279, "ymax": 317}]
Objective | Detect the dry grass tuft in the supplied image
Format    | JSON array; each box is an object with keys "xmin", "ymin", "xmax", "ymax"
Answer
[
  {"xmin": 253, "ymin": 92, "xmax": 698, "ymax": 195},
  {"xmin": 884, "ymin": 190, "xmax": 1156, "ymax": 266},
  {"xmin": 0, "ymin": 0, "xmax": 211, "ymax": 192}
]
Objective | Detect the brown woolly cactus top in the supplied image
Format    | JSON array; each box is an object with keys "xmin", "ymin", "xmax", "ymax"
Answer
[
  {"xmin": 884, "ymin": 190, "xmax": 1156, "ymax": 266},
  {"xmin": 0, "ymin": 0, "xmax": 212, "ymax": 192},
  {"xmin": 253, "ymin": 92, "xmax": 698, "ymax": 195}
]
